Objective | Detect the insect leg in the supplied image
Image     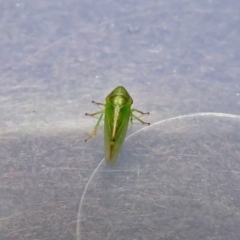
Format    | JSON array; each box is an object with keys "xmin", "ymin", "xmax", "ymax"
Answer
[
  {"xmin": 130, "ymin": 109, "xmax": 150, "ymax": 125},
  {"xmin": 85, "ymin": 110, "xmax": 104, "ymax": 117},
  {"xmin": 85, "ymin": 112, "xmax": 104, "ymax": 142},
  {"xmin": 92, "ymin": 101, "xmax": 105, "ymax": 107},
  {"xmin": 131, "ymin": 109, "xmax": 150, "ymax": 115}
]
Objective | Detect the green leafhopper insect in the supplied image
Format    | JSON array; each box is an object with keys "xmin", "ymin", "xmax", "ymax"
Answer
[{"xmin": 85, "ymin": 86, "xmax": 150, "ymax": 164}]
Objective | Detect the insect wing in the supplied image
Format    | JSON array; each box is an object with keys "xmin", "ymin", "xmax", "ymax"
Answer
[{"xmin": 104, "ymin": 101, "xmax": 131, "ymax": 164}]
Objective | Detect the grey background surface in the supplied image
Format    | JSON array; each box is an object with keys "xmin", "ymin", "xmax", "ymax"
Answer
[{"xmin": 0, "ymin": 0, "xmax": 240, "ymax": 239}]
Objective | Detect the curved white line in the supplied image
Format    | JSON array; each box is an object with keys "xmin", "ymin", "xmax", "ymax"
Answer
[{"xmin": 76, "ymin": 112, "xmax": 240, "ymax": 239}]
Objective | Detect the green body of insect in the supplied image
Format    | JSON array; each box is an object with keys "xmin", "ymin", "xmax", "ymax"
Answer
[{"xmin": 85, "ymin": 86, "xmax": 150, "ymax": 164}]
